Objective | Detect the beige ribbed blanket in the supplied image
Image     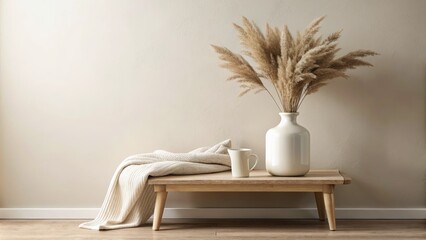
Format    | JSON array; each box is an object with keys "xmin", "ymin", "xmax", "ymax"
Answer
[{"xmin": 79, "ymin": 140, "xmax": 231, "ymax": 230}]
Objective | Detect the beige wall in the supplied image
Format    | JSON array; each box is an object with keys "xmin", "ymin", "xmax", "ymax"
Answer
[{"xmin": 0, "ymin": 0, "xmax": 425, "ymax": 209}]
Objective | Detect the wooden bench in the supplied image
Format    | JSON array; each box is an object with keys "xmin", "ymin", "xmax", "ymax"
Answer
[{"xmin": 148, "ymin": 169, "xmax": 351, "ymax": 231}]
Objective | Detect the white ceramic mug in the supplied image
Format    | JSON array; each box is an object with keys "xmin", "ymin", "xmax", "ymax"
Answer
[{"xmin": 227, "ymin": 148, "xmax": 258, "ymax": 178}]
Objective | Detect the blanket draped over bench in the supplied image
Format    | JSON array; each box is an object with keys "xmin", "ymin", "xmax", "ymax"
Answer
[{"xmin": 79, "ymin": 140, "xmax": 231, "ymax": 230}]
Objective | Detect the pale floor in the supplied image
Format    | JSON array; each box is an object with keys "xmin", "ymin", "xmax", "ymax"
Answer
[{"xmin": 0, "ymin": 219, "xmax": 424, "ymax": 240}]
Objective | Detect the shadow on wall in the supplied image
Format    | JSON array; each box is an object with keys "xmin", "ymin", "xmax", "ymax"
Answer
[
  {"xmin": 0, "ymin": 76, "xmax": 4, "ymax": 207},
  {"xmin": 169, "ymin": 191, "xmax": 314, "ymax": 208},
  {"xmin": 330, "ymin": 57, "xmax": 426, "ymax": 207},
  {"xmin": 423, "ymin": 66, "xmax": 426, "ymax": 204},
  {"xmin": 423, "ymin": 66, "xmax": 426, "ymax": 206}
]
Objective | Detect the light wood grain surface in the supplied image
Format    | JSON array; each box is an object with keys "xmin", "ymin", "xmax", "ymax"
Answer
[
  {"xmin": 163, "ymin": 184, "xmax": 325, "ymax": 192},
  {"xmin": 149, "ymin": 169, "xmax": 351, "ymax": 231},
  {"xmin": 148, "ymin": 169, "xmax": 351, "ymax": 185},
  {"xmin": 0, "ymin": 220, "xmax": 424, "ymax": 240}
]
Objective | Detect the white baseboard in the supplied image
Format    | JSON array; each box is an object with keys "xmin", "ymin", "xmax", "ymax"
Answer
[
  {"xmin": 0, "ymin": 208, "xmax": 425, "ymax": 220},
  {"xmin": 162, "ymin": 208, "xmax": 426, "ymax": 220},
  {"xmin": 0, "ymin": 208, "xmax": 99, "ymax": 219}
]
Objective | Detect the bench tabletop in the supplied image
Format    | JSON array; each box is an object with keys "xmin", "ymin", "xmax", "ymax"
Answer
[{"xmin": 148, "ymin": 169, "xmax": 351, "ymax": 185}]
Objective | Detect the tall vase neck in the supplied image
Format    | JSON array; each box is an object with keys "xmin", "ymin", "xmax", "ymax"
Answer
[{"xmin": 279, "ymin": 112, "xmax": 299, "ymax": 125}]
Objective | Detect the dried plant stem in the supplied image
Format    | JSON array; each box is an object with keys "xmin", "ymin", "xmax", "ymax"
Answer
[
  {"xmin": 297, "ymin": 89, "xmax": 308, "ymax": 110},
  {"xmin": 265, "ymin": 87, "xmax": 283, "ymax": 112},
  {"xmin": 272, "ymin": 83, "xmax": 284, "ymax": 112}
]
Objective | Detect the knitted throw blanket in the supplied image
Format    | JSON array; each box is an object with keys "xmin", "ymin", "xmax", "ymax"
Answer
[{"xmin": 79, "ymin": 140, "xmax": 231, "ymax": 230}]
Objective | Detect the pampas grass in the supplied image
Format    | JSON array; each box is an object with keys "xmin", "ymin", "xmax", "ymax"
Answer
[{"xmin": 212, "ymin": 16, "xmax": 378, "ymax": 112}]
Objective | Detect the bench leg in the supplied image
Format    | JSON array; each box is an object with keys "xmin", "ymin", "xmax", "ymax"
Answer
[
  {"xmin": 323, "ymin": 185, "xmax": 336, "ymax": 231},
  {"xmin": 153, "ymin": 185, "xmax": 168, "ymax": 231},
  {"xmin": 314, "ymin": 192, "xmax": 326, "ymax": 221}
]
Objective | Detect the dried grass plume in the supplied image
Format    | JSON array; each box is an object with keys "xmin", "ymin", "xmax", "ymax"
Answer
[{"xmin": 212, "ymin": 16, "xmax": 378, "ymax": 112}]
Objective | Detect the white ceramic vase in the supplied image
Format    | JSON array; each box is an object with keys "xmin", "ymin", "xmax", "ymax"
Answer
[{"xmin": 266, "ymin": 112, "xmax": 310, "ymax": 176}]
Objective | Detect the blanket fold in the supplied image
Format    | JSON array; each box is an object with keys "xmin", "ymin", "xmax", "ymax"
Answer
[{"xmin": 79, "ymin": 139, "xmax": 231, "ymax": 230}]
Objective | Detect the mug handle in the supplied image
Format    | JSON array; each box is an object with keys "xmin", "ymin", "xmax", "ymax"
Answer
[{"xmin": 248, "ymin": 154, "xmax": 258, "ymax": 171}]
